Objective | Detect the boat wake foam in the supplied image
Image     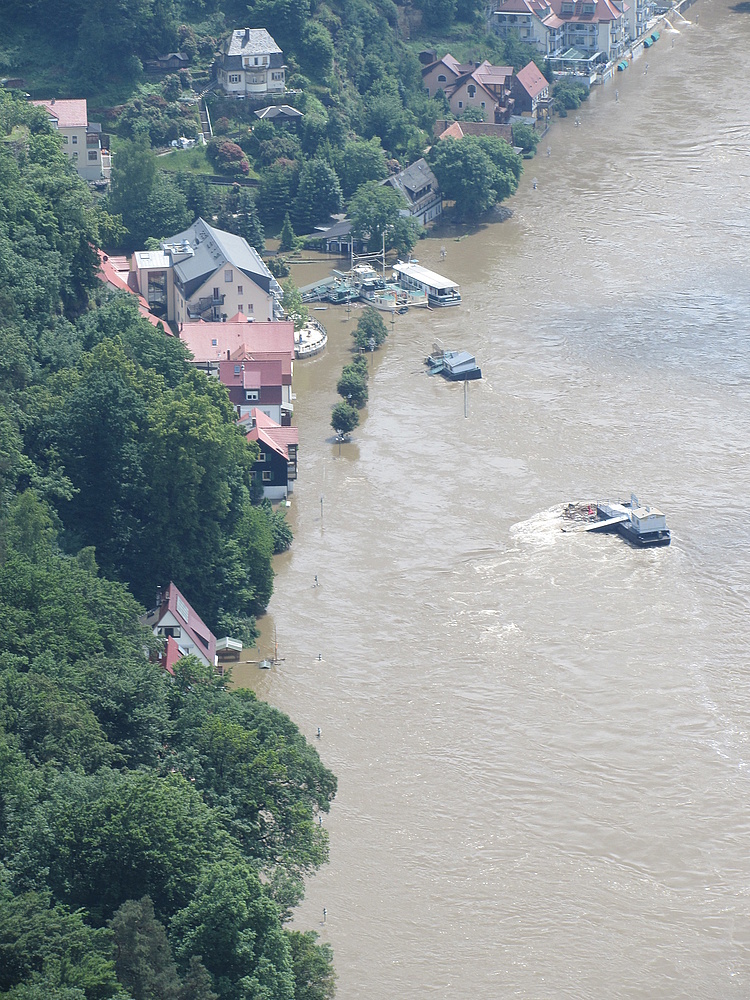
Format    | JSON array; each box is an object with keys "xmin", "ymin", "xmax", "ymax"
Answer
[{"xmin": 509, "ymin": 504, "xmax": 569, "ymax": 547}]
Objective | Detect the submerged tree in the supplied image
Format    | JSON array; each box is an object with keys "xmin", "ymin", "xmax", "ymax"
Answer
[
  {"xmin": 352, "ymin": 306, "xmax": 388, "ymax": 351},
  {"xmin": 331, "ymin": 401, "xmax": 359, "ymax": 438}
]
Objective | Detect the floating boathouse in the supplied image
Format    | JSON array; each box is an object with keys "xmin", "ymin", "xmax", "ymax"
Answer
[{"xmin": 392, "ymin": 261, "xmax": 461, "ymax": 307}]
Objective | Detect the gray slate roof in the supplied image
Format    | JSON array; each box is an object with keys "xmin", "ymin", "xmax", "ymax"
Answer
[
  {"xmin": 383, "ymin": 158, "xmax": 440, "ymax": 207},
  {"xmin": 224, "ymin": 28, "xmax": 282, "ymax": 57},
  {"xmin": 163, "ymin": 218, "xmax": 281, "ymax": 301}
]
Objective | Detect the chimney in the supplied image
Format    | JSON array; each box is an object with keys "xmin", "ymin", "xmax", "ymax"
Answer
[
  {"xmin": 244, "ymin": 27, "xmax": 250, "ymax": 41},
  {"xmin": 227, "ymin": 349, "xmax": 230, "ymax": 359},
  {"xmin": 51, "ymin": 97, "xmax": 55, "ymax": 104},
  {"xmin": 155, "ymin": 585, "xmax": 163, "ymax": 609}
]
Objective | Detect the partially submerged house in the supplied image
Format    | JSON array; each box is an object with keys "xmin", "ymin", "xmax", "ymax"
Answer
[
  {"xmin": 219, "ymin": 356, "xmax": 290, "ymax": 424},
  {"xmin": 422, "ymin": 55, "xmax": 515, "ymax": 122},
  {"xmin": 513, "ymin": 60, "xmax": 551, "ymax": 118},
  {"xmin": 382, "ymin": 158, "xmax": 442, "ymax": 226},
  {"xmin": 491, "ymin": 0, "xmax": 627, "ymax": 74},
  {"xmin": 241, "ymin": 408, "xmax": 299, "ymax": 501}
]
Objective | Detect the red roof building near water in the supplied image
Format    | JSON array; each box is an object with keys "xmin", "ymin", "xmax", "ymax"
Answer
[
  {"xmin": 178, "ymin": 318, "xmax": 294, "ymax": 369},
  {"xmin": 141, "ymin": 582, "xmax": 217, "ymax": 668},
  {"xmin": 515, "ymin": 61, "xmax": 550, "ymax": 101}
]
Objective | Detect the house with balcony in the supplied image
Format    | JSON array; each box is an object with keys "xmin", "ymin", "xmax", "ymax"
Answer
[
  {"xmin": 131, "ymin": 218, "xmax": 283, "ymax": 325},
  {"xmin": 422, "ymin": 56, "xmax": 515, "ymax": 122},
  {"xmin": 216, "ymin": 28, "xmax": 285, "ymax": 98},
  {"xmin": 32, "ymin": 98, "xmax": 111, "ymax": 183},
  {"xmin": 382, "ymin": 158, "xmax": 442, "ymax": 226},
  {"xmin": 241, "ymin": 409, "xmax": 299, "ymax": 501},
  {"xmin": 492, "ymin": 0, "xmax": 626, "ymax": 74}
]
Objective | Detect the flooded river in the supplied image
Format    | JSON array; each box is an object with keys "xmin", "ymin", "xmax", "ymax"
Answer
[{"xmin": 235, "ymin": 2, "xmax": 750, "ymax": 995}]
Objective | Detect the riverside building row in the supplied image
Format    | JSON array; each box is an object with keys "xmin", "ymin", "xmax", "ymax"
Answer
[{"xmin": 491, "ymin": 0, "xmax": 657, "ymax": 77}]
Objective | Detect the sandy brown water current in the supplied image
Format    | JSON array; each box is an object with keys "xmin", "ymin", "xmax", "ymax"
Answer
[{"xmin": 233, "ymin": 3, "xmax": 750, "ymax": 995}]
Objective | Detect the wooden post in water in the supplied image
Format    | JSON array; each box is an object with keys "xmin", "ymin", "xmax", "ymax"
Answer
[{"xmin": 464, "ymin": 379, "xmax": 468, "ymax": 418}]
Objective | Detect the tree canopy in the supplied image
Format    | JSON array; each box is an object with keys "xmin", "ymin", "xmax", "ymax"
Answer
[{"xmin": 0, "ymin": 88, "xmax": 337, "ymax": 1000}]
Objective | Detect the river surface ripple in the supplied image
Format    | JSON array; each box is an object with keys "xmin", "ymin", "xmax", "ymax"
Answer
[{"xmin": 236, "ymin": 3, "xmax": 750, "ymax": 995}]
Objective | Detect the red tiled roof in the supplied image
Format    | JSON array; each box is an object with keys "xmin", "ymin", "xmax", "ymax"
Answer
[
  {"xmin": 158, "ymin": 634, "xmax": 181, "ymax": 676},
  {"xmin": 161, "ymin": 581, "xmax": 216, "ymax": 666},
  {"xmin": 219, "ymin": 357, "xmax": 284, "ymax": 388},
  {"xmin": 245, "ymin": 408, "xmax": 299, "ymax": 460},
  {"xmin": 179, "ymin": 319, "xmax": 294, "ymax": 365},
  {"xmin": 434, "ymin": 120, "xmax": 514, "ymax": 143},
  {"xmin": 516, "ymin": 61, "xmax": 549, "ymax": 99},
  {"xmin": 32, "ymin": 98, "xmax": 88, "ymax": 128}
]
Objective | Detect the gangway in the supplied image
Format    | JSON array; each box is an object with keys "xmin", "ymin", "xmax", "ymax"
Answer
[{"xmin": 561, "ymin": 514, "xmax": 629, "ymax": 533}]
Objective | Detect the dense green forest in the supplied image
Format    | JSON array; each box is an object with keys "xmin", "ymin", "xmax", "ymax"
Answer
[{"xmin": 0, "ymin": 88, "xmax": 336, "ymax": 999}]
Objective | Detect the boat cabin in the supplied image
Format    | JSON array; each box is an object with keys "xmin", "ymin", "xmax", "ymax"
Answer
[{"xmin": 392, "ymin": 261, "xmax": 461, "ymax": 307}]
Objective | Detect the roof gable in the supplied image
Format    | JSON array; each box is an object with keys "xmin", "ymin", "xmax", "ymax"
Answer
[{"xmin": 516, "ymin": 61, "xmax": 548, "ymax": 97}]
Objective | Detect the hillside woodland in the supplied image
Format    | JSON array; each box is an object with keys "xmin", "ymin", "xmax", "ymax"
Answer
[{"xmin": 0, "ymin": 89, "xmax": 336, "ymax": 1000}]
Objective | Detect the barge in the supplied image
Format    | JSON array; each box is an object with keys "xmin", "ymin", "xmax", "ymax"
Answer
[
  {"xmin": 562, "ymin": 494, "xmax": 671, "ymax": 547},
  {"xmin": 425, "ymin": 345, "xmax": 482, "ymax": 381}
]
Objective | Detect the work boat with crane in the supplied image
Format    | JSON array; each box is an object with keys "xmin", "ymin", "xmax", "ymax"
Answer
[{"xmin": 562, "ymin": 494, "xmax": 671, "ymax": 547}]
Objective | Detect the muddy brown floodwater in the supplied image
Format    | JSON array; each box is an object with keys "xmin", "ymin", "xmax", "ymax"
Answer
[{"xmin": 233, "ymin": 3, "xmax": 750, "ymax": 995}]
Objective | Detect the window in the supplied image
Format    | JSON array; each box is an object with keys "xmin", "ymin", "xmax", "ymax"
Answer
[
  {"xmin": 63, "ymin": 135, "xmax": 68, "ymax": 144},
  {"xmin": 262, "ymin": 471, "xmax": 273, "ymax": 482},
  {"xmin": 224, "ymin": 269, "xmax": 233, "ymax": 282},
  {"xmin": 245, "ymin": 390, "xmax": 258, "ymax": 401},
  {"xmin": 213, "ymin": 287, "xmax": 220, "ymax": 299},
  {"xmin": 437, "ymin": 74, "xmax": 447, "ymax": 83},
  {"xmin": 237, "ymin": 285, "xmax": 243, "ymax": 295},
  {"xmin": 228, "ymin": 73, "xmax": 241, "ymax": 84},
  {"xmin": 211, "ymin": 339, "xmax": 218, "ymax": 346},
  {"xmin": 238, "ymin": 304, "xmax": 244, "ymax": 313},
  {"xmin": 467, "ymin": 85, "xmax": 476, "ymax": 97},
  {"xmin": 88, "ymin": 150, "xmax": 98, "ymax": 160},
  {"xmin": 147, "ymin": 271, "xmax": 167, "ymax": 308},
  {"xmin": 458, "ymin": 101, "xmax": 463, "ymax": 108},
  {"xmin": 254, "ymin": 57, "xmax": 259, "ymax": 65},
  {"xmin": 73, "ymin": 152, "xmax": 78, "ymax": 159},
  {"xmin": 234, "ymin": 365, "xmax": 241, "ymax": 374},
  {"xmin": 481, "ymin": 101, "xmax": 486, "ymax": 109},
  {"xmin": 257, "ymin": 451, "xmax": 266, "ymax": 462},
  {"xmin": 72, "ymin": 135, "xmax": 78, "ymax": 144},
  {"xmin": 249, "ymin": 303, "xmax": 254, "ymax": 314}
]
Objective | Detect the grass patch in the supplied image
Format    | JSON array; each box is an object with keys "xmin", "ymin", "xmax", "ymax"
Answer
[{"xmin": 158, "ymin": 145, "xmax": 214, "ymax": 174}]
